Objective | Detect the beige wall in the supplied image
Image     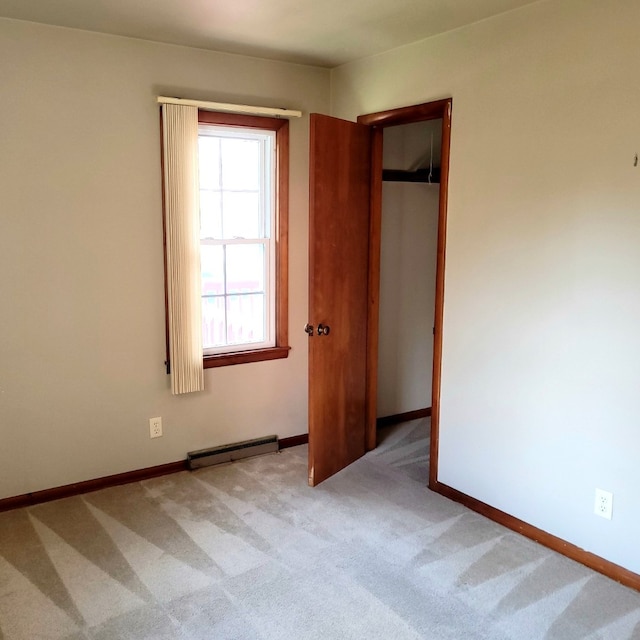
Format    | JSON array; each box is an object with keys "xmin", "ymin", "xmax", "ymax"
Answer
[
  {"xmin": 378, "ymin": 122, "xmax": 439, "ymax": 417},
  {"xmin": 0, "ymin": 18, "xmax": 329, "ymax": 499},
  {"xmin": 332, "ymin": 0, "xmax": 640, "ymax": 573},
  {"xmin": 4, "ymin": 0, "xmax": 640, "ymax": 578}
]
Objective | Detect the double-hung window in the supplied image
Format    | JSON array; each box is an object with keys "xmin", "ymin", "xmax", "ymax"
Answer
[
  {"xmin": 197, "ymin": 112, "xmax": 289, "ymax": 368},
  {"xmin": 161, "ymin": 107, "xmax": 289, "ymax": 386}
]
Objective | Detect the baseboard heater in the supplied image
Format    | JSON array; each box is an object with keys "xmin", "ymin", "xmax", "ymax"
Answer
[{"xmin": 187, "ymin": 435, "xmax": 279, "ymax": 470}]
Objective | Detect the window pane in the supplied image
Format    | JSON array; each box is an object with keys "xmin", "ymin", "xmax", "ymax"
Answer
[
  {"xmin": 226, "ymin": 294, "xmax": 265, "ymax": 345},
  {"xmin": 221, "ymin": 192, "xmax": 261, "ymax": 239},
  {"xmin": 202, "ymin": 296, "xmax": 226, "ymax": 349},
  {"xmin": 198, "ymin": 136, "xmax": 220, "ymax": 190},
  {"xmin": 226, "ymin": 244, "xmax": 264, "ymax": 295},
  {"xmin": 195, "ymin": 122, "xmax": 282, "ymax": 358},
  {"xmin": 220, "ymin": 138, "xmax": 260, "ymax": 190},
  {"xmin": 200, "ymin": 190, "xmax": 222, "ymax": 239},
  {"xmin": 201, "ymin": 245, "xmax": 225, "ymax": 296}
]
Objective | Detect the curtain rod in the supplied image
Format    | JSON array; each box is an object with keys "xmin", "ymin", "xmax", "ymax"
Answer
[{"xmin": 157, "ymin": 96, "xmax": 302, "ymax": 119}]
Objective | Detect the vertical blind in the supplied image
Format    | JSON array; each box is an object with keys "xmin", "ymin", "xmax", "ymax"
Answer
[{"xmin": 162, "ymin": 104, "xmax": 205, "ymax": 394}]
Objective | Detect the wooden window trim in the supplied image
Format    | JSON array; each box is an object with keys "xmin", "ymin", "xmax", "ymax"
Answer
[
  {"xmin": 203, "ymin": 345, "xmax": 290, "ymax": 368},
  {"xmin": 198, "ymin": 111, "xmax": 290, "ymax": 368}
]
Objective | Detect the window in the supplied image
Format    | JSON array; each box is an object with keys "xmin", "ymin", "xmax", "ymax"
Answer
[
  {"xmin": 197, "ymin": 112, "xmax": 289, "ymax": 368},
  {"xmin": 161, "ymin": 108, "xmax": 290, "ymax": 383}
]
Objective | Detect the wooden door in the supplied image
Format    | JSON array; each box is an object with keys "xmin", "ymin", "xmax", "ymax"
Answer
[{"xmin": 308, "ymin": 114, "xmax": 372, "ymax": 486}]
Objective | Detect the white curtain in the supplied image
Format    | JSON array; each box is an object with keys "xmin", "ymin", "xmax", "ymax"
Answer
[{"xmin": 162, "ymin": 104, "xmax": 204, "ymax": 394}]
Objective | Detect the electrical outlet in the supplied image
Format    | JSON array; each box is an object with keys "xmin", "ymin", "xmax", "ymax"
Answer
[
  {"xmin": 149, "ymin": 417, "xmax": 163, "ymax": 439},
  {"xmin": 594, "ymin": 488, "xmax": 613, "ymax": 520}
]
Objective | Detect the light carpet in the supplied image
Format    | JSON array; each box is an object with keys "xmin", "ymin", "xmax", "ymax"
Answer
[{"xmin": 1, "ymin": 418, "xmax": 639, "ymax": 639}]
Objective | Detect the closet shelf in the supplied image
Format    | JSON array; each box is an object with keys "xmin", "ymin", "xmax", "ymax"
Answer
[{"xmin": 382, "ymin": 168, "xmax": 440, "ymax": 183}]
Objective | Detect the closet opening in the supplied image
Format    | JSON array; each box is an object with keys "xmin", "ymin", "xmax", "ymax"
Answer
[{"xmin": 358, "ymin": 98, "xmax": 451, "ymax": 488}]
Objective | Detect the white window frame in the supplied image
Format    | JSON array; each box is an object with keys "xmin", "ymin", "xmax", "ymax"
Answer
[
  {"xmin": 188, "ymin": 108, "xmax": 291, "ymax": 372},
  {"xmin": 198, "ymin": 125, "xmax": 277, "ymax": 355}
]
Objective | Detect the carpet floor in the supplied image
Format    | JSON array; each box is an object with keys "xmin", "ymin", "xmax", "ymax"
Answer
[{"xmin": 1, "ymin": 418, "xmax": 639, "ymax": 639}]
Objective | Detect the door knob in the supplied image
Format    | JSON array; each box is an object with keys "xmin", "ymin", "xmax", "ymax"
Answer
[
  {"xmin": 317, "ymin": 323, "xmax": 330, "ymax": 336},
  {"xmin": 304, "ymin": 323, "xmax": 314, "ymax": 336}
]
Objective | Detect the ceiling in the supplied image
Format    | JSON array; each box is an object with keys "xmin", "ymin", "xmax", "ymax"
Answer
[{"xmin": 0, "ymin": 0, "xmax": 541, "ymax": 67}]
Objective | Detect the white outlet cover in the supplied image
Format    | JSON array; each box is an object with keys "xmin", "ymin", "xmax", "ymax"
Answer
[
  {"xmin": 149, "ymin": 417, "xmax": 163, "ymax": 439},
  {"xmin": 594, "ymin": 488, "xmax": 613, "ymax": 520}
]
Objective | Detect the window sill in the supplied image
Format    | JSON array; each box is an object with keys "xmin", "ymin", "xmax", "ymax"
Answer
[{"xmin": 203, "ymin": 346, "xmax": 291, "ymax": 369}]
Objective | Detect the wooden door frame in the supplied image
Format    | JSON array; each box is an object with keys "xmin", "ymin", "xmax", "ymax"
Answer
[{"xmin": 357, "ymin": 98, "xmax": 452, "ymax": 489}]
